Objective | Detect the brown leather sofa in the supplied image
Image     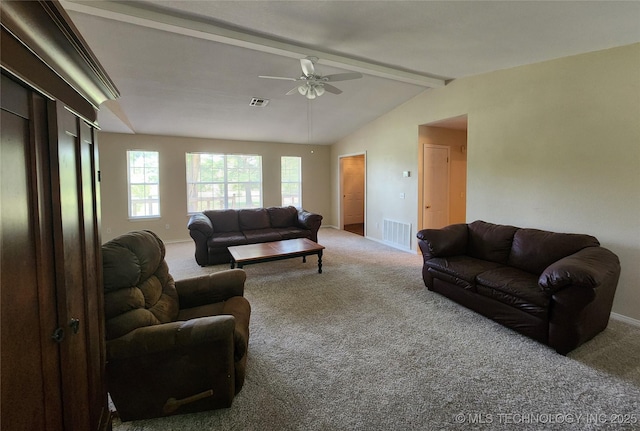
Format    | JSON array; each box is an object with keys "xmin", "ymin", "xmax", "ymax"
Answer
[
  {"xmin": 187, "ymin": 206, "xmax": 323, "ymax": 266},
  {"xmin": 102, "ymin": 230, "xmax": 251, "ymax": 421},
  {"xmin": 417, "ymin": 220, "xmax": 620, "ymax": 354}
]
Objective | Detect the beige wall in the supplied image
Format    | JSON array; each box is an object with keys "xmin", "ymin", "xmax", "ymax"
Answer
[
  {"xmin": 98, "ymin": 133, "xmax": 331, "ymax": 243},
  {"xmin": 331, "ymin": 43, "xmax": 640, "ymax": 321}
]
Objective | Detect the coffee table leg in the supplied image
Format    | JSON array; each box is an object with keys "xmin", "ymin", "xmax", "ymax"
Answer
[
  {"xmin": 230, "ymin": 258, "xmax": 235, "ymax": 269},
  {"xmin": 317, "ymin": 250, "xmax": 323, "ymax": 273},
  {"xmin": 303, "ymin": 255, "xmax": 307, "ymax": 263}
]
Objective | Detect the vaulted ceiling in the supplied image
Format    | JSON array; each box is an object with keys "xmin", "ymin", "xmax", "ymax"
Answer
[{"xmin": 61, "ymin": 1, "xmax": 640, "ymax": 145}]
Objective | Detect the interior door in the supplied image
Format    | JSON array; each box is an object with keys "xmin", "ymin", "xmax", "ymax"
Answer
[
  {"xmin": 340, "ymin": 155, "xmax": 365, "ymax": 226},
  {"xmin": 422, "ymin": 144, "xmax": 450, "ymax": 229}
]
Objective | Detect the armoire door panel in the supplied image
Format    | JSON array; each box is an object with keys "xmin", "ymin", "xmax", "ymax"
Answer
[
  {"xmin": 50, "ymin": 102, "xmax": 92, "ymax": 430},
  {"xmin": 79, "ymin": 121, "xmax": 108, "ymax": 428},
  {"xmin": 1, "ymin": 78, "xmax": 63, "ymax": 431},
  {"xmin": 1, "ymin": 106, "xmax": 49, "ymax": 431},
  {"xmin": 30, "ymin": 92, "xmax": 67, "ymax": 431}
]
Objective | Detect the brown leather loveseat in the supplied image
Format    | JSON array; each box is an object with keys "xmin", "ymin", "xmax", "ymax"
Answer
[
  {"xmin": 417, "ymin": 220, "xmax": 621, "ymax": 354},
  {"xmin": 188, "ymin": 206, "xmax": 323, "ymax": 266}
]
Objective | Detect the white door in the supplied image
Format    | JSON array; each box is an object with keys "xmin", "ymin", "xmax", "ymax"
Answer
[
  {"xmin": 423, "ymin": 145, "xmax": 450, "ymax": 229},
  {"xmin": 340, "ymin": 155, "xmax": 365, "ymax": 226}
]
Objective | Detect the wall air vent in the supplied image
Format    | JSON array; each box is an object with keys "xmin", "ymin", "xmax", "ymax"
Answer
[
  {"xmin": 249, "ymin": 98, "xmax": 269, "ymax": 107},
  {"xmin": 383, "ymin": 219, "xmax": 412, "ymax": 250}
]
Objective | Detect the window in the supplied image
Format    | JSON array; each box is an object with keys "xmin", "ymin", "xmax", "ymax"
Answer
[
  {"xmin": 186, "ymin": 153, "xmax": 262, "ymax": 212},
  {"xmin": 127, "ymin": 150, "xmax": 160, "ymax": 218},
  {"xmin": 281, "ymin": 156, "xmax": 302, "ymax": 207}
]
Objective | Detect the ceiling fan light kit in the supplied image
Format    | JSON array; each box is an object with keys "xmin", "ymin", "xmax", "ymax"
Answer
[
  {"xmin": 259, "ymin": 56, "xmax": 362, "ymax": 99},
  {"xmin": 298, "ymin": 82, "xmax": 325, "ymax": 99}
]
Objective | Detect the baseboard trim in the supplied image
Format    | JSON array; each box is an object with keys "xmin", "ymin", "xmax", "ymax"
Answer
[
  {"xmin": 365, "ymin": 235, "xmax": 418, "ymax": 254},
  {"xmin": 323, "ymin": 226, "xmax": 417, "ymax": 253},
  {"xmin": 610, "ymin": 312, "xmax": 640, "ymax": 327},
  {"xmin": 163, "ymin": 239, "xmax": 192, "ymax": 244}
]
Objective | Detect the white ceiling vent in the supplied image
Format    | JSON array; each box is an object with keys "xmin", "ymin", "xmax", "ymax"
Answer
[{"xmin": 249, "ymin": 98, "xmax": 269, "ymax": 107}]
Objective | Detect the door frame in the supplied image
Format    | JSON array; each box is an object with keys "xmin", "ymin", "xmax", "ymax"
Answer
[{"xmin": 338, "ymin": 152, "xmax": 366, "ymax": 232}]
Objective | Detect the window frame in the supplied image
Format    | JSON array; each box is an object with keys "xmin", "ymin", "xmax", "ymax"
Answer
[
  {"xmin": 281, "ymin": 156, "xmax": 302, "ymax": 208},
  {"xmin": 186, "ymin": 152, "xmax": 263, "ymax": 212},
  {"xmin": 126, "ymin": 150, "xmax": 160, "ymax": 219}
]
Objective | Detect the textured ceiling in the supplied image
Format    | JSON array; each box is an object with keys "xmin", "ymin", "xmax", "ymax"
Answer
[{"xmin": 62, "ymin": 0, "xmax": 640, "ymax": 144}]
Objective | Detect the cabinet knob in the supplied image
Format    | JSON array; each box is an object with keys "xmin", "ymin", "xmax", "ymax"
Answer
[
  {"xmin": 52, "ymin": 327, "xmax": 65, "ymax": 343},
  {"xmin": 69, "ymin": 318, "xmax": 80, "ymax": 334}
]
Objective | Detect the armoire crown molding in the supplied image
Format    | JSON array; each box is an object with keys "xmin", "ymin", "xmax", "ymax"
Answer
[{"xmin": 1, "ymin": 0, "xmax": 119, "ymax": 115}]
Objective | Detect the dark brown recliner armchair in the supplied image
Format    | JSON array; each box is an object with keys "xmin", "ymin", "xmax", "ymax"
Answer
[{"xmin": 102, "ymin": 230, "xmax": 251, "ymax": 421}]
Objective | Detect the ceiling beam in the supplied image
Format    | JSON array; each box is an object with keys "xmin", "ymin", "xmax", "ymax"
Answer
[{"xmin": 61, "ymin": 0, "xmax": 446, "ymax": 88}]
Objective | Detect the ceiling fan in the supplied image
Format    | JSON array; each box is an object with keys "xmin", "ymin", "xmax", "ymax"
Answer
[{"xmin": 259, "ymin": 56, "xmax": 363, "ymax": 99}]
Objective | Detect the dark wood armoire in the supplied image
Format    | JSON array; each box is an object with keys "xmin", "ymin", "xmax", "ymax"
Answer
[{"xmin": 1, "ymin": 2, "xmax": 119, "ymax": 430}]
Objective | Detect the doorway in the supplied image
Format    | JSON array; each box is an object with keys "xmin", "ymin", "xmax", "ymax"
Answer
[
  {"xmin": 418, "ymin": 117, "xmax": 468, "ymax": 231},
  {"xmin": 339, "ymin": 153, "xmax": 365, "ymax": 236}
]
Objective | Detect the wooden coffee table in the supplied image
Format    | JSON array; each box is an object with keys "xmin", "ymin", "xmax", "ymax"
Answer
[{"xmin": 228, "ymin": 238, "xmax": 325, "ymax": 273}]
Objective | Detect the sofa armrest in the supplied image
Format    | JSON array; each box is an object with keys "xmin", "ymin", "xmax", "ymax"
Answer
[
  {"xmin": 416, "ymin": 223, "xmax": 468, "ymax": 259},
  {"xmin": 188, "ymin": 213, "xmax": 214, "ymax": 236},
  {"xmin": 187, "ymin": 213, "xmax": 214, "ymax": 266},
  {"xmin": 539, "ymin": 247, "xmax": 621, "ymax": 293},
  {"xmin": 175, "ymin": 269, "xmax": 246, "ymax": 309},
  {"xmin": 106, "ymin": 315, "xmax": 235, "ymax": 360},
  {"xmin": 546, "ymin": 247, "xmax": 620, "ymax": 354},
  {"xmin": 297, "ymin": 208, "xmax": 323, "ymax": 242},
  {"xmin": 105, "ymin": 315, "xmax": 240, "ymax": 420},
  {"xmin": 297, "ymin": 209, "xmax": 322, "ymax": 229}
]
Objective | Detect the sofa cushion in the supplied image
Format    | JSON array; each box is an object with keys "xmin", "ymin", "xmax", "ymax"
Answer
[
  {"xmin": 239, "ymin": 208, "xmax": 271, "ymax": 230},
  {"xmin": 101, "ymin": 231, "xmax": 179, "ymax": 340},
  {"xmin": 177, "ymin": 301, "xmax": 226, "ymax": 321},
  {"xmin": 476, "ymin": 266, "xmax": 549, "ymax": 319},
  {"xmin": 425, "ymin": 256, "xmax": 504, "ymax": 290},
  {"xmin": 206, "ymin": 210, "xmax": 240, "ymax": 233},
  {"xmin": 268, "ymin": 206, "xmax": 298, "ymax": 228},
  {"xmin": 275, "ymin": 227, "xmax": 311, "ymax": 240},
  {"xmin": 467, "ymin": 220, "xmax": 518, "ymax": 264},
  {"xmin": 103, "ymin": 230, "xmax": 165, "ymax": 290},
  {"xmin": 104, "ymin": 287, "xmax": 145, "ymax": 320},
  {"xmin": 243, "ymin": 228, "xmax": 282, "ymax": 243},
  {"xmin": 427, "ymin": 268, "xmax": 475, "ymax": 290},
  {"xmin": 476, "ymin": 267, "xmax": 549, "ymax": 308},
  {"xmin": 208, "ymin": 232, "xmax": 248, "ymax": 247},
  {"xmin": 476, "ymin": 285, "xmax": 549, "ymax": 320},
  {"xmin": 508, "ymin": 229, "xmax": 600, "ymax": 275}
]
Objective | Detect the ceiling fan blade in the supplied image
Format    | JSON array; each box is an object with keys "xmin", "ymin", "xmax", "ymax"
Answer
[
  {"xmin": 324, "ymin": 72, "xmax": 363, "ymax": 82},
  {"xmin": 323, "ymin": 83, "xmax": 343, "ymax": 95},
  {"xmin": 286, "ymin": 86, "xmax": 302, "ymax": 95},
  {"xmin": 300, "ymin": 58, "xmax": 315, "ymax": 77},
  {"xmin": 259, "ymin": 75, "xmax": 297, "ymax": 81}
]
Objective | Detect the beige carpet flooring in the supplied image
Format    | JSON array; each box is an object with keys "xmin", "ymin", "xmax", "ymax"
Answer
[{"xmin": 113, "ymin": 228, "xmax": 640, "ymax": 430}]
